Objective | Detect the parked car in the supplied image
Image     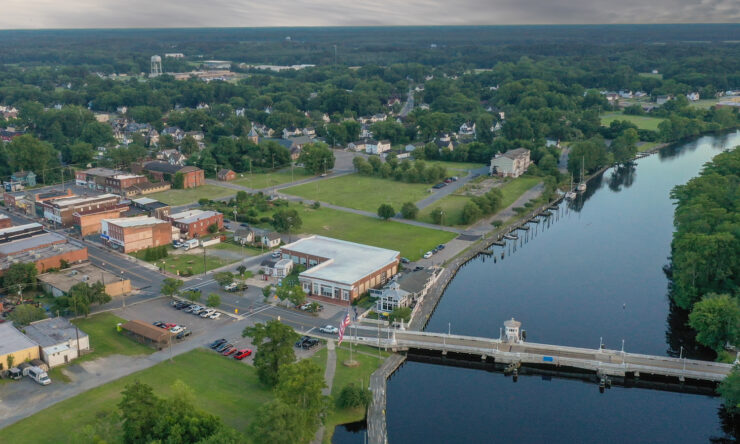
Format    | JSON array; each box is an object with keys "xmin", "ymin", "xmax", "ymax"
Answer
[
  {"xmin": 400, "ymin": 257, "xmax": 410, "ymax": 264},
  {"xmin": 216, "ymin": 343, "xmax": 232, "ymax": 352},
  {"xmin": 176, "ymin": 329, "xmax": 192, "ymax": 340},
  {"xmin": 164, "ymin": 323, "xmax": 177, "ymax": 329},
  {"xmin": 184, "ymin": 305, "xmax": 198, "ymax": 313},
  {"xmin": 200, "ymin": 309, "xmax": 215, "ymax": 318},
  {"xmin": 271, "ymin": 251, "xmax": 281, "ymax": 258},
  {"xmin": 295, "ymin": 335, "xmax": 311, "ymax": 348},
  {"xmin": 437, "ymin": 244, "xmax": 445, "ymax": 250},
  {"xmin": 414, "ymin": 266, "xmax": 424, "ymax": 271},
  {"xmin": 432, "ymin": 183, "xmax": 446, "ymax": 189},
  {"xmin": 444, "ymin": 178, "xmax": 453, "ymax": 183},
  {"xmin": 152, "ymin": 321, "xmax": 165, "ymax": 328},
  {"xmin": 423, "ymin": 251, "xmax": 433, "ymax": 259},
  {"xmin": 451, "ymin": 176, "xmax": 459, "ymax": 181},
  {"xmin": 319, "ymin": 325, "xmax": 339, "ymax": 334},
  {"xmin": 170, "ymin": 326, "xmax": 185, "ymax": 334},
  {"xmin": 224, "ymin": 219, "xmax": 231, "ymax": 223},
  {"xmin": 223, "ymin": 282, "xmax": 238, "ymax": 292},
  {"xmin": 234, "ymin": 349, "xmax": 253, "ymax": 360},
  {"xmin": 174, "ymin": 302, "xmax": 189, "ymax": 310},
  {"xmin": 240, "ymin": 223, "xmax": 249, "ymax": 227},
  {"xmin": 209, "ymin": 312, "xmax": 221, "ymax": 320},
  {"xmin": 209, "ymin": 338, "xmax": 227, "ymax": 348},
  {"xmin": 302, "ymin": 338, "xmax": 320, "ymax": 349},
  {"xmin": 223, "ymin": 347, "xmax": 238, "ymax": 356},
  {"xmin": 27, "ymin": 366, "xmax": 51, "ymax": 385}
]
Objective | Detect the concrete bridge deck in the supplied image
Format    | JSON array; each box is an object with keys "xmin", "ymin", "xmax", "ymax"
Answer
[{"xmin": 351, "ymin": 329, "xmax": 732, "ymax": 382}]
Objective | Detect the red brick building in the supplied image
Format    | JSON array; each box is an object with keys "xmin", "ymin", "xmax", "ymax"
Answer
[
  {"xmin": 0, "ymin": 223, "xmax": 88, "ymax": 274},
  {"xmin": 0, "ymin": 214, "xmax": 11, "ymax": 229},
  {"xmin": 73, "ymin": 204, "xmax": 130, "ymax": 236},
  {"xmin": 41, "ymin": 194, "xmax": 121, "ymax": 227},
  {"xmin": 101, "ymin": 217, "xmax": 173, "ymax": 253},
  {"xmin": 140, "ymin": 162, "xmax": 205, "ymax": 189},
  {"xmin": 168, "ymin": 209, "xmax": 223, "ymax": 239},
  {"xmin": 217, "ymin": 169, "xmax": 236, "ymax": 181},
  {"xmin": 75, "ymin": 168, "xmax": 148, "ymax": 194}
]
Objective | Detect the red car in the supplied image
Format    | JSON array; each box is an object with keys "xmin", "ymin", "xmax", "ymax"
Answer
[
  {"xmin": 222, "ymin": 347, "xmax": 238, "ymax": 356},
  {"xmin": 234, "ymin": 349, "xmax": 253, "ymax": 360},
  {"xmin": 164, "ymin": 323, "xmax": 177, "ymax": 329}
]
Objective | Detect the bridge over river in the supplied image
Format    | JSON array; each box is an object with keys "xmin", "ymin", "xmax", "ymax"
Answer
[{"xmin": 350, "ymin": 321, "xmax": 736, "ymax": 444}]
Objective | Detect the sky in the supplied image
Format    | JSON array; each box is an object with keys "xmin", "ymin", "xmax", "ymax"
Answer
[{"xmin": 1, "ymin": 0, "xmax": 738, "ymax": 29}]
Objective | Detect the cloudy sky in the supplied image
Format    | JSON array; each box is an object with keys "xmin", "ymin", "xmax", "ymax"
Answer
[{"xmin": 1, "ymin": 0, "xmax": 738, "ymax": 29}]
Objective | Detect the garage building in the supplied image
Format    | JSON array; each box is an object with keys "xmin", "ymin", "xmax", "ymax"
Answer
[
  {"xmin": 23, "ymin": 317, "xmax": 90, "ymax": 367},
  {"xmin": 0, "ymin": 322, "xmax": 40, "ymax": 371},
  {"xmin": 121, "ymin": 320, "xmax": 173, "ymax": 349}
]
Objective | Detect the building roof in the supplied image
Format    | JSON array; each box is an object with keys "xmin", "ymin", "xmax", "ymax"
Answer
[
  {"xmin": 37, "ymin": 263, "xmax": 124, "ymax": 294},
  {"xmin": 504, "ymin": 318, "xmax": 521, "ymax": 328},
  {"xmin": 170, "ymin": 209, "xmax": 221, "ymax": 225},
  {"xmin": 0, "ymin": 237, "xmax": 84, "ymax": 271},
  {"xmin": 0, "ymin": 322, "xmax": 38, "ymax": 356},
  {"xmin": 397, "ymin": 268, "xmax": 436, "ymax": 294},
  {"xmin": 104, "ymin": 216, "xmax": 169, "ymax": 228},
  {"xmin": 80, "ymin": 167, "xmax": 121, "ymax": 178},
  {"xmin": 23, "ymin": 317, "xmax": 88, "ymax": 348},
  {"xmin": 46, "ymin": 194, "xmax": 119, "ymax": 209},
  {"xmin": 0, "ymin": 231, "xmax": 66, "ymax": 256},
  {"xmin": 121, "ymin": 320, "xmax": 173, "ymax": 343},
  {"xmin": 282, "ymin": 236, "xmax": 399, "ymax": 286},
  {"xmin": 0, "ymin": 223, "xmax": 44, "ymax": 238},
  {"xmin": 502, "ymin": 148, "xmax": 530, "ymax": 159},
  {"xmin": 131, "ymin": 197, "xmax": 158, "ymax": 205}
]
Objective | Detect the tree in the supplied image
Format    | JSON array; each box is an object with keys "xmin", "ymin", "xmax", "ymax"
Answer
[
  {"xmin": 462, "ymin": 201, "xmax": 483, "ymax": 225},
  {"xmin": 262, "ymin": 285, "xmax": 273, "ymax": 299},
  {"xmin": 236, "ymin": 265, "xmax": 247, "ymax": 276},
  {"xmin": 242, "ymin": 320, "xmax": 299, "ymax": 386},
  {"xmin": 274, "ymin": 360, "xmax": 328, "ymax": 442},
  {"xmin": 610, "ymin": 128, "xmax": 639, "ymax": 165},
  {"xmin": 8, "ymin": 304, "xmax": 46, "ymax": 326},
  {"xmin": 161, "ymin": 278, "xmax": 184, "ymax": 298},
  {"xmin": 717, "ymin": 367, "xmax": 740, "ymax": 413},
  {"xmin": 277, "ymin": 284, "xmax": 306, "ymax": 307},
  {"xmin": 248, "ymin": 401, "xmax": 305, "ymax": 444},
  {"xmin": 6, "ymin": 354, "xmax": 15, "ymax": 370},
  {"xmin": 63, "ymin": 141, "xmax": 95, "ymax": 165},
  {"xmin": 400, "ymin": 202, "xmax": 419, "ymax": 220},
  {"xmin": 66, "ymin": 281, "xmax": 111, "ymax": 317},
  {"xmin": 183, "ymin": 290, "xmax": 202, "ymax": 302},
  {"xmin": 377, "ymin": 203, "xmax": 395, "ymax": 220},
  {"xmin": 172, "ymin": 172, "xmax": 185, "ymax": 189},
  {"xmin": 430, "ymin": 207, "xmax": 444, "ymax": 225},
  {"xmin": 2, "ymin": 262, "xmax": 38, "ymax": 293},
  {"xmin": 688, "ymin": 294, "xmax": 740, "ymax": 351},
  {"xmin": 214, "ymin": 271, "xmax": 235, "ymax": 286},
  {"xmin": 272, "ymin": 209, "xmax": 302, "ymax": 234},
  {"xmin": 206, "ymin": 293, "xmax": 221, "ymax": 308},
  {"xmin": 298, "ymin": 142, "xmax": 335, "ymax": 175},
  {"xmin": 336, "ymin": 384, "xmax": 372, "ymax": 409},
  {"xmin": 207, "ymin": 222, "xmax": 219, "ymax": 234},
  {"xmin": 119, "ymin": 381, "xmax": 160, "ymax": 444},
  {"xmin": 389, "ymin": 306, "xmax": 412, "ymax": 323}
]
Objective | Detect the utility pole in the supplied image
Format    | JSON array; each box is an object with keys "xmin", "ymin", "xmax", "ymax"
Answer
[
  {"xmin": 203, "ymin": 243, "xmax": 207, "ymax": 277},
  {"xmin": 121, "ymin": 271, "xmax": 126, "ymax": 308}
]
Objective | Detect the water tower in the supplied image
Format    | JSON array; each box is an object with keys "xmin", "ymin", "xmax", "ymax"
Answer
[{"xmin": 150, "ymin": 55, "xmax": 162, "ymax": 77}]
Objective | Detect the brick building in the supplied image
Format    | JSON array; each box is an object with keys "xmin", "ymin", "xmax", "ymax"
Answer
[
  {"xmin": 0, "ymin": 223, "xmax": 88, "ymax": 274},
  {"xmin": 75, "ymin": 168, "xmax": 148, "ymax": 194},
  {"xmin": 41, "ymin": 194, "xmax": 121, "ymax": 227},
  {"xmin": 168, "ymin": 209, "xmax": 223, "ymax": 239},
  {"xmin": 0, "ymin": 214, "xmax": 11, "ymax": 229},
  {"xmin": 73, "ymin": 204, "xmax": 130, "ymax": 236},
  {"xmin": 139, "ymin": 162, "xmax": 205, "ymax": 189},
  {"xmin": 279, "ymin": 236, "xmax": 400, "ymax": 305},
  {"xmin": 217, "ymin": 169, "xmax": 236, "ymax": 181},
  {"xmin": 101, "ymin": 216, "xmax": 172, "ymax": 253},
  {"xmin": 3, "ymin": 189, "xmax": 75, "ymax": 215},
  {"xmin": 130, "ymin": 197, "xmax": 171, "ymax": 220}
]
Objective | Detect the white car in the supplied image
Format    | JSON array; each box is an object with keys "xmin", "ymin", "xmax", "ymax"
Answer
[
  {"xmin": 209, "ymin": 312, "xmax": 221, "ymax": 320},
  {"xmin": 319, "ymin": 325, "xmax": 339, "ymax": 334},
  {"xmin": 170, "ymin": 326, "xmax": 185, "ymax": 334},
  {"xmin": 200, "ymin": 309, "xmax": 215, "ymax": 318},
  {"xmin": 423, "ymin": 251, "xmax": 433, "ymax": 259}
]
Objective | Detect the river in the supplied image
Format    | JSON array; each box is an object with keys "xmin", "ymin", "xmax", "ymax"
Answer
[{"xmin": 333, "ymin": 132, "xmax": 740, "ymax": 444}]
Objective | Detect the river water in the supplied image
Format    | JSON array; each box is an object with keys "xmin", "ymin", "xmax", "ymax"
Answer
[{"xmin": 334, "ymin": 132, "xmax": 740, "ymax": 444}]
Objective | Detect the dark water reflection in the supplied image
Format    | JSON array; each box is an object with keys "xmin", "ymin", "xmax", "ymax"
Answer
[{"xmin": 334, "ymin": 132, "xmax": 740, "ymax": 444}]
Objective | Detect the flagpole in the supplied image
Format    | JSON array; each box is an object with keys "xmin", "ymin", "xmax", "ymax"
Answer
[{"xmin": 350, "ymin": 321, "xmax": 354, "ymax": 363}]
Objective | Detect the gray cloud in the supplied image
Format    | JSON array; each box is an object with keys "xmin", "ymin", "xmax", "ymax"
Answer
[{"xmin": 0, "ymin": 0, "xmax": 737, "ymax": 29}]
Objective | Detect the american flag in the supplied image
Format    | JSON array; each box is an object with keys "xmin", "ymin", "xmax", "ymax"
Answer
[{"xmin": 338, "ymin": 310, "xmax": 351, "ymax": 346}]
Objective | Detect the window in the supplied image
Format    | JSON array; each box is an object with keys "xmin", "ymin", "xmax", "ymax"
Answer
[
  {"xmin": 334, "ymin": 287, "xmax": 341, "ymax": 299},
  {"xmin": 309, "ymin": 259, "xmax": 317, "ymax": 267},
  {"xmin": 321, "ymin": 285, "xmax": 333, "ymax": 298},
  {"xmin": 303, "ymin": 282, "xmax": 310, "ymax": 292},
  {"xmin": 313, "ymin": 283, "xmax": 319, "ymax": 294},
  {"xmin": 342, "ymin": 290, "xmax": 349, "ymax": 301}
]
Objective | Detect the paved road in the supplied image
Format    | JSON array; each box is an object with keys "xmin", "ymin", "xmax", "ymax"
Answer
[{"xmin": 399, "ymin": 89, "xmax": 414, "ymax": 118}]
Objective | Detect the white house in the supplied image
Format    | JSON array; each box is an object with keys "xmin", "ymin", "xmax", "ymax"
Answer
[
  {"xmin": 459, "ymin": 122, "xmax": 476, "ymax": 136},
  {"xmin": 23, "ymin": 318, "xmax": 90, "ymax": 368},
  {"xmin": 490, "ymin": 148, "xmax": 531, "ymax": 178}
]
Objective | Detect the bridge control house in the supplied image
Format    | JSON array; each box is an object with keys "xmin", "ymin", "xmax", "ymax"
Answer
[{"xmin": 279, "ymin": 236, "xmax": 400, "ymax": 305}]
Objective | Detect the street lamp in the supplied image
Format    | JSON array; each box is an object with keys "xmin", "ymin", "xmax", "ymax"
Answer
[{"xmin": 121, "ymin": 270, "xmax": 126, "ymax": 308}]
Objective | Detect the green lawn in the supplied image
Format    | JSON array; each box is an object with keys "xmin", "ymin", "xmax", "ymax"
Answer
[
  {"xmin": 601, "ymin": 112, "xmax": 666, "ymax": 131},
  {"xmin": 418, "ymin": 195, "xmax": 471, "ymax": 226},
  {"xmin": 232, "ymin": 168, "xmax": 312, "ymax": 190},
  {"xmin": 499, "ymin": 176, "xmax": 542, "ymax": 209},
  {"xmin": 2, "ymin": 349, "xmax": 272, "ymax": 444},
  {"xmin": 638, "ymin": 72, "xmax": 663, "ymax": 79},
  {"xmin": 154, "ymin": 253, "xmax": 235, "ymax": 276},
  {"xmin": 210, "ymin": 240, "xmax": 261, "ymax": 256},
  {"xmin": 148, "ymin": 184, "xmax": 235, "ymax": 206},
  {"xmin": 637, "ymin": 141, "xmax": 661, "ymax": 152},
  {"xmin": 71, "ymin": 313, "xmax": 153, "ymax": 362},
  {"xmin": 282, "ymin": 174, "xmax": 433, "ymax": 213},
  {"xmin": 688, "ymin": 98, "xmax": 719, "ymax": 109},
  {"xmin": 295, "ymin": 204, "xmax": 455, "ymax": 261}
]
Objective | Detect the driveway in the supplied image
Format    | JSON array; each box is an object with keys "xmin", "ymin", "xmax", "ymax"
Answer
[{"xmin": 414, "ymin": 166, "xmax": 489, "ymax": 210}]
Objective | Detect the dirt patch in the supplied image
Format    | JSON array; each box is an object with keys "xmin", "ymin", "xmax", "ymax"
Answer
[{"xmin": 457, "ymin": 178, "xmax": 503, "ymax": 197}]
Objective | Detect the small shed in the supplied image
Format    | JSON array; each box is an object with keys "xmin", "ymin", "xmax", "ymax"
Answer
[
  {"xmin": 217, "ymin": 169, "xmax": 236, "ymax": 181},
  {"xmin": 504, "ymin": 318, "xmax": 522, "ymax": 343},
  {"xmin": 121, "ymin": 320, "xmax": 173, "ymax": 349}
]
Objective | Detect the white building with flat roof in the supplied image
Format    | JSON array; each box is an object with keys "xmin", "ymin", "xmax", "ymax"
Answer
[
  {"xmin": 279, "ymin": 236, "xmax": 400, "ymax": 305},
  {"xmin": 23, "ymin": 317, "xmax": 90, "ymax": 367}
]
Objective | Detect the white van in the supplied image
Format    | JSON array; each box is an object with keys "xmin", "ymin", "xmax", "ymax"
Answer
[{"xmin": 27, "ymin": 366, "xmax": 51, "ymax": 385}]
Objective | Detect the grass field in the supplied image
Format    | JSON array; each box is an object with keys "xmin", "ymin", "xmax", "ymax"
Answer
[
  {"xmin": 282, "ymin": 174, "xmax": 432, "ymax": 212},
  {"xmin": 1, "ymin": 349, "xmax": 272, "ymax": 444},
  {"xmin": 419, "ymin": 176, "xmax": 541, "ymax": 226},
  {"xmin": 210, "ymin": 241, "xmax": 261, "ymax": 256},
  {"xmin": 601, "ymin": 112, "xmax": 666, "ymax": 131},
  {"xmin": 155, "ymin": 253, "xmax": 234, "ymax": 275},
  {"xmin": 637, "ymin": 141, "xmax": 661, "ymax": 152},
  {"xmin": 232, "ymin": 167, "xmax": 312, "ymax": 190},
  {"xmin": 148, "ymin": 184, "xmax": 235, "ymax": 206},
  {"xmin": 71, "ymin": 313, "xmax": 153, "ymax": 362},
  {"xmin": 638, "ymin": 72, "xmax": 663, "ymax": 79},
  {"xmin": 418, "ymin": 195, "xmax": 470, "ymax": 226},
  {"xmin": 688, "ymin": 98, "xmax": 720, "ymax": 109}
]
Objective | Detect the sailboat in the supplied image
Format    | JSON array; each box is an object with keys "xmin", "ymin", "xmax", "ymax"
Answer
[
  {"xmin": 565, "ymin": 174, "xmax": 577, "ymax": 200},
  {"xmin": 577, "ymin": 156, "xmax": 587, "ymax": 192}
]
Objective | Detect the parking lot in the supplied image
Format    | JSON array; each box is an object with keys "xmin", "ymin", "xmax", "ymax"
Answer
[{"xmin": 118, "ymin": 298, "xmax": 233, "ymax": 342}]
